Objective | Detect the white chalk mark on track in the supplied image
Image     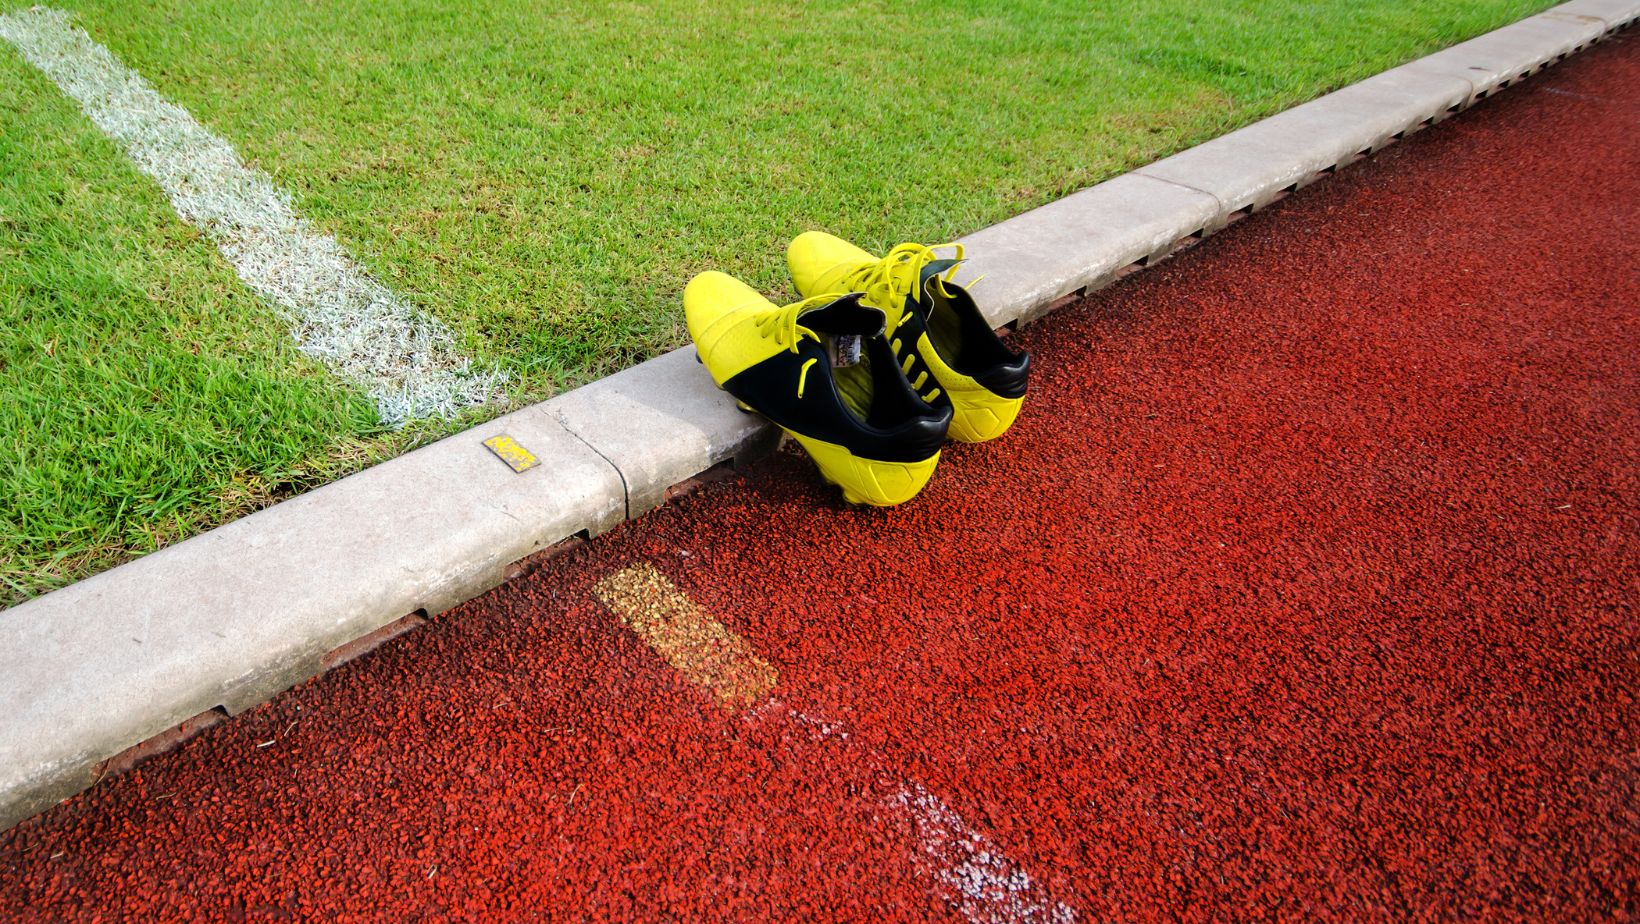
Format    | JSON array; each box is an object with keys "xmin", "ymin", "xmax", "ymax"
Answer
[
  {"xmin": 595, "ymin": 565, "xmax": 1077, "ymax": 922},
  {"xmin": 891, "ymin": 780, "xmax": 1077, "ymax": 924},
  {"xmin": 0, "ymin": 6, "xmax": 504, "ymax": 426},
  {"xmin": 783, "ymin": 704, "xmax": 1077, "ymax": 924}
]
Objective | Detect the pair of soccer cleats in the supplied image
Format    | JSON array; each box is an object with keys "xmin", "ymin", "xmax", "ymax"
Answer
[{"xmin": 685, "ymin": 232, "xmax": 1030, "ymax": 506}]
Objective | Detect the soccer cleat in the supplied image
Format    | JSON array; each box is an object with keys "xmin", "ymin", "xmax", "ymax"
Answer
[
  {"xmin": 684, "ymin": 271, "xmax": 952, "ymax": 506},
  {"xmin": 787, "ymin": 232, "xmax": 1030, "ymax": 443}
]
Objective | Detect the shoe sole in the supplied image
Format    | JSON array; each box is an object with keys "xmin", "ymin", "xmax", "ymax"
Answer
[{"xmin": 789, "ymin": 432, "xmax": 940, "ymax": 507}]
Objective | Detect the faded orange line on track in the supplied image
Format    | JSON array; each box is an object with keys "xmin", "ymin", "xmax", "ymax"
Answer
[{"xmin": 592, "ymin": 563, "xmax": 778, "ymax": 711}]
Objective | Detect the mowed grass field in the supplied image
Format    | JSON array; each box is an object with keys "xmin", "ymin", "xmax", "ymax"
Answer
[{"xmin": 1, "ymin": 0, "xmax": 1552, "ymax": 604}]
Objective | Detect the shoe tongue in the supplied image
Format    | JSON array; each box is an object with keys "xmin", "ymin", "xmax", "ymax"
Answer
[
  {"xmin": 890, "ymin": 257, "xmax": 961, "ymax": 319},
  {"xmin": 800, "ymin": 294, "xmax": 885, "ymax": 337},
  {"xmin": 918, "ymin": 257, "xmax": 960, "ymax": 292},
  {"xmin": 924, "ymin": 256, "xmax": 957, "ymax": 282}
]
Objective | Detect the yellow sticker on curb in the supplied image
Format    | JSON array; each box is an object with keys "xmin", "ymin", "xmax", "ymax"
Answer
[{"xmin": 483, "ymin": 434, "xmax": 539, "ymax": 473}]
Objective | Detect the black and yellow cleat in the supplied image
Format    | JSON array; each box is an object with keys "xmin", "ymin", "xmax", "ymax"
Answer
[
  {"xmin": 684, "ymin": 271, "xmax": 952, "ymax": 506},
  {"xmin": 787, "ymin": 232, "xmax": 1029, "ymax": 443}
]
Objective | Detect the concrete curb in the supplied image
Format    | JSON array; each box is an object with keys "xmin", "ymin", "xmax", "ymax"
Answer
[
  {"xmin": 953, "ymin": 0, "xmax": 1631, "ymax": 326},
  {"xmin": 2, "ymin": 0, "xmax": 1634, "ymax": 832}
]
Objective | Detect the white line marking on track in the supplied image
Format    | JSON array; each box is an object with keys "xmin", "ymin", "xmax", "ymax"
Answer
[
  {"xmin": 784, "ymin": 704, "xmax": 1078, "ymax": 924},
  {"xmin": 892, "ymin": 780, "xmax": 1077, "ymax": 924},
  {"xmin": 0, "ymin": 6, "xmax": 504, "ymax": 426},
  {"xmin": 592, "ymin": 563, "xmax": 1078, "ymax": 922}
]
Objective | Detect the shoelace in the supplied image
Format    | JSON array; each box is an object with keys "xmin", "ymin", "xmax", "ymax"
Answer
[
  {"xmin": 837, "ymin": 243, "xmax": 978, "ymax": 405},
  {"xmin": 839, "ymin": 242, "xmax": 977, "ymax": 331},
  {"xmin": 754, "ymin": 293, "xmax": 852, "ymax": 399}
]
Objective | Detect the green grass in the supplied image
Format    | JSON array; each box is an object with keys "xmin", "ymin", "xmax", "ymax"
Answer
[
  {"xmin": 2, "ymin": 0, "xmax": 1552, "ymax": 604},
  {"xmin": 0, "ymin": 53, "xmax": 453, "ymax": 603}
]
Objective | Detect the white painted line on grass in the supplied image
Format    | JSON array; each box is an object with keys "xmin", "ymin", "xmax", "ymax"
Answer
[
  {"xmin": 0, "ymin": 6, "xmax": 503, "ymax": 426},
  {"xmin": 594, "ymin": 566, "xmax": 1077, "ymax": 922}
]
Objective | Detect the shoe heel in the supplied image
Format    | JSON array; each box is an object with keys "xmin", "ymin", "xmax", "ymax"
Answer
[{"xmin": 949, "ymin": 393, "xmax": 1025, "ymax": 443}]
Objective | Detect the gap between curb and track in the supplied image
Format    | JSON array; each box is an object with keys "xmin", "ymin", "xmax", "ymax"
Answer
[{"xmin": 1, "ymin": 0, "xmax": 1634, "ymax": 833}]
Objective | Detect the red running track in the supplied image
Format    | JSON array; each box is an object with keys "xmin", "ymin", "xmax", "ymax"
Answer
[{"xmin": 5, "ymin": 35, "xmax": 1639, "ymax": 924}]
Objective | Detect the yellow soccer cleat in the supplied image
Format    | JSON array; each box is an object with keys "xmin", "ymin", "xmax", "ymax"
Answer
[
  {"xmin": 787, "ymin": 232, "xmax": 1030, "ymax": 443},
  {"xmin": 683, "ymin": 271, "xmax": 952, "ymax": 506}
]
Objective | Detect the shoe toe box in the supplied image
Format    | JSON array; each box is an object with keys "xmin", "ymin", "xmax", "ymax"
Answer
[
  {"xmin": 684, "ymin": 271, "xmax": 778, "ymax": 380},
  {"xmin": 787, "ymin": 230, "xmax": 876, "ymax": 297}
]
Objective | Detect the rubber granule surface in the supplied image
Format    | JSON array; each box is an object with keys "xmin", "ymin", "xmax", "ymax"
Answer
[{"xmin": 4, "ymin": 35, "xmax": 1639, "ymax": 924}]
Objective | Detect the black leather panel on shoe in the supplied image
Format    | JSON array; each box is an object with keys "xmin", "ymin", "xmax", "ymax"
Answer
[
  {"xmin": 883, "ymin": 310, "xmax": 954, "ymax": 415},
  {"xmin": 796, "ymin": 296, "xmax": 884, "ymax": 339},
  {"xmin": 973, "ymin": 350, "xmax": 1030, "ymax": 398},
  {"xmin": 723, "ymin": 337, "xmax": 951, "ymax": 464},
  {"xmin": 913, "ymin": 282, "xmax": 1031, "ymax": 400}
]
